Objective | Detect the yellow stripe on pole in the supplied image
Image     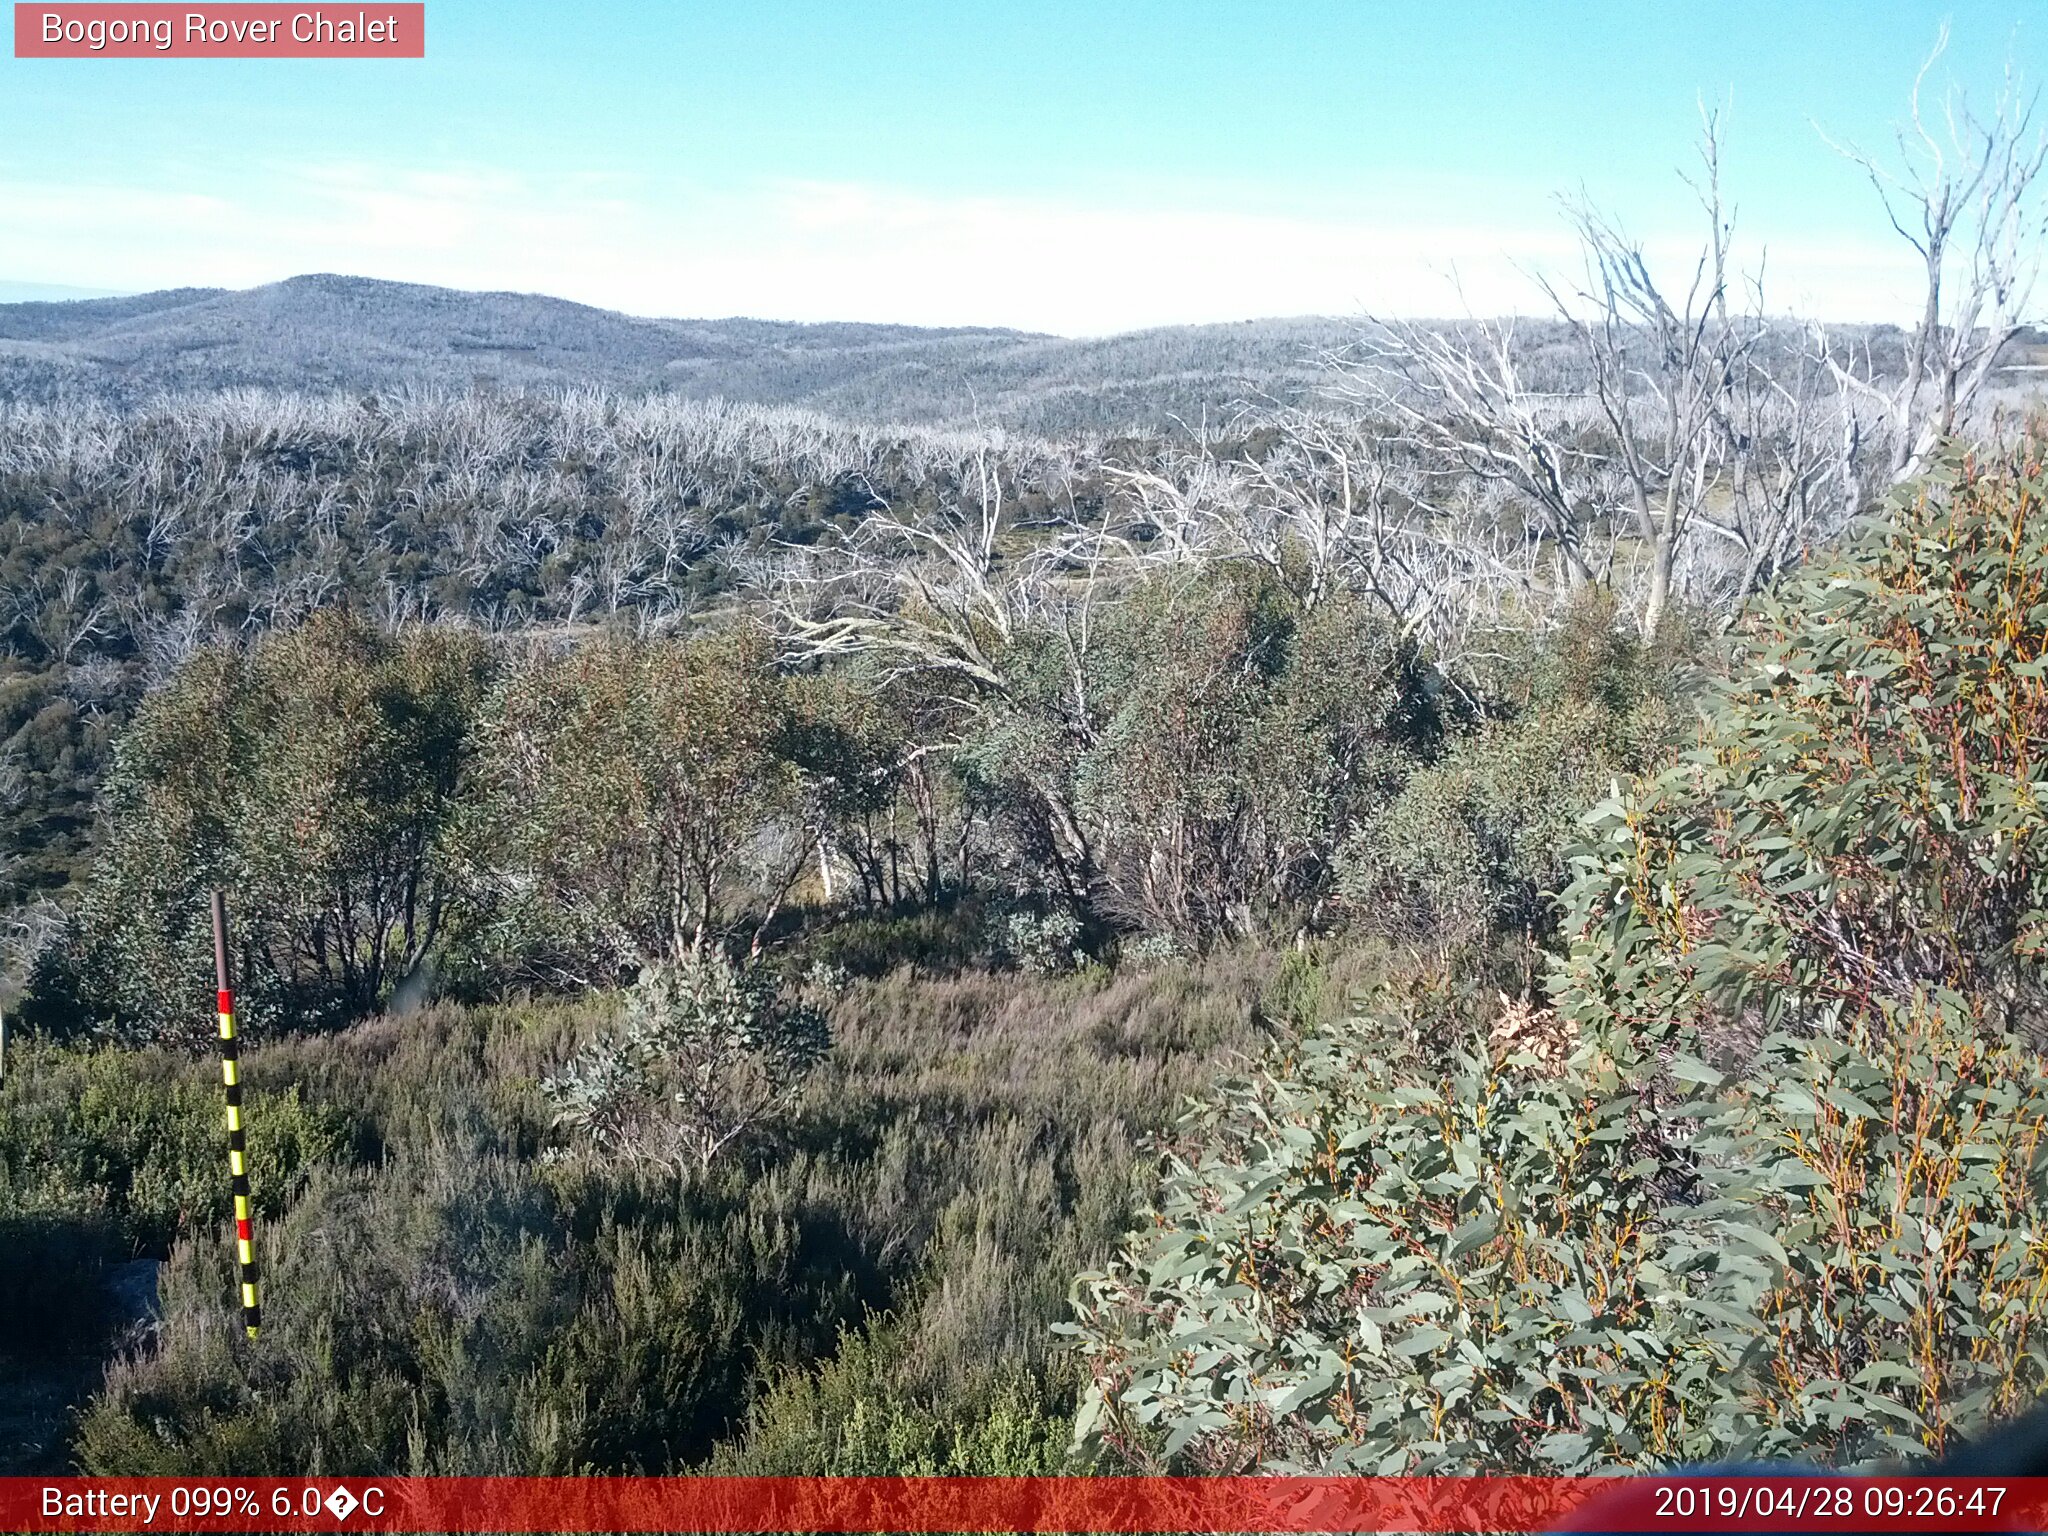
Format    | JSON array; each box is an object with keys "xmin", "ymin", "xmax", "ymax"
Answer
[
  {"xmin": 218, "ymin": 1014, "xmax": 234, "ymax": 1039},
  {"xmin": 237, "ymin": 1239, "xmax": 253, "ymax": 1265},
  {"xmin": 224, "ymin": 1105, "xmax": 241, "ymax": 1132},
  {"xmin": 233, "ymin": 1194, "xmax": 250, "ymax": 1220},
  {"xmin": 221, "ymin": 1059, "xmax": 238, "ymax": 1087},
  {"xmin": 241, "ymin": 1283, "xmax": 258, "ymax": 1308},
  {"xmin": 229, "ymin": 1148, "xmax": 245, "ymax": 1177}
]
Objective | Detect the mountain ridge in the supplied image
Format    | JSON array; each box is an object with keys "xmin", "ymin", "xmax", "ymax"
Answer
[{"xmin": 0, "ymin": 273, "xmax": 1358, "ymax": 432}]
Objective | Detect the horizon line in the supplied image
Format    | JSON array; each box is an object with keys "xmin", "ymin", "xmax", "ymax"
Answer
[{"xmin": 0, "ymin": 270, "xmax": 1942, "ymax": 344}]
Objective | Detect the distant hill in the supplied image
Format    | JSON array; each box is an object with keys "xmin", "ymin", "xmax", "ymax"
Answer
[{"xmin": 0, "ymin": 274, "xmax": 1358, "ymax": 433}]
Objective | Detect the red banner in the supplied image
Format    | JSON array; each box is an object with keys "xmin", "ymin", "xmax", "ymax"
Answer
[
  {"xmin": 5, "ymin": 1476, "xmax": 2048, "ymax": 1533},
  {"xmin": 13, "ymin": 4, "xmax": 424, "ymax": 57}
]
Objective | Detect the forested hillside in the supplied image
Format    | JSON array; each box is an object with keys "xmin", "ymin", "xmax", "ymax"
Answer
[{"xmin": 0, "ymin": 275, "xmax": 1354, "ymax": 433}]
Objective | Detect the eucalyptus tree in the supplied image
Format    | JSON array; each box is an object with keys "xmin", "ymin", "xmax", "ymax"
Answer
[
  {"xmin": 459, "ymin": 626, "xmax": 820, "ymax": 982},
  {"xmin": 43, "ymin": 611, "xmax": 492, "ymax": 1040}
]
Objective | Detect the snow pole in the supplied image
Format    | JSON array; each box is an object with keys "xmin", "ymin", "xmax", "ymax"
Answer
[{"xmin": 211, "ymin": 891, "xmax": 261, "ymax": 1340}]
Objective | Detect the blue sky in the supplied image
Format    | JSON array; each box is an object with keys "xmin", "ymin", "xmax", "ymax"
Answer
[{"xmin": 1, "ymin": 2, "xmax": 2040, "ymax": 332}]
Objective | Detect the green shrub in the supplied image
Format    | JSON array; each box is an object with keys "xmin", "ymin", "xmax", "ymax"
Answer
[
  {"xmin": 0, "ymin": 1038, "xmax": 355, "ymax": 1250},
  {"xmin": 1337, "ymin": 594, "xmax": 1694, "ymax": 952},
  {"xmin": 970, "ymin": 569, "xmax": 1436, "ymax": 944},
  {"xmin": 70, "ymin": 953, "xmax": 1267, "ymax": 1474},
  {"xmin": 73, "ymin": 1152, "xmax": 876, "ymax": 1475},
  {"xmin": 1072, "ymin": 449, "xmax": 2048, "ymax": 1473},
  {"xmin": 1065, "ymin": 985, "xmax": 1728, "ymax": 1474},
  {"xmin": 799, "ymin": 900, "xmax": 989, "ymax": 978},
  {"xmin": 989, "ymin": 906, "xmax": 1090, "ymax": 976},
  {"xmin": 712, "ymin": 1320, "xmax": 1075, "ymax": 1474},
  {"xmin": 0, "ymin": 1036, "xmax": 350, "ymax": 1368},
  {"xmin": 543, "ymin": 953, "xmax": 832, "ymax": 1172},
  {"xmin": 1067, "ymin": 983, "xmax": 2048, "ymax": 1473},
  {"xmin": 1553, "ymin": 443, "xmax": 2048, "ymax": 1054},
  {"xmin": 1254, "ymin": 947, "xmax": 1327, "ymax": 1033},
  {"xmin": 0, "ymin": 1038, "xmax": 353, "ymax": 1374},
  {"xmin": 1676, "ymin": 994, "xmax": 2048, "ymax": 1462}
]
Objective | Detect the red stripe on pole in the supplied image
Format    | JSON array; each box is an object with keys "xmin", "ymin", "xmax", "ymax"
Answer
[
  {"xmin": 217, "ymin": 989, "xmax": 234, "ymax": 1014},
  {"xmin": 3, "ymin": 1477, "xmax": 2047, "ymax": 1533},
  {"xmin": 236, "ymin": 1218, "xmax": 252, "ymax": 1240}
]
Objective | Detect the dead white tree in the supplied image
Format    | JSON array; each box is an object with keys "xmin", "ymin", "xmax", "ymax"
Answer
[
  {"xmin": 1102, "ymin": 414, "xmax": 1538, "ymax": 666},
  {"xmin": 1696, "ymin": 296, "xmax": 1842, "ymax": 607},
  {"xmin": 1333, "ymin": 310, "xmax": 1612, "ymax": 601},
  {"xmin": 1822, "ymin": 26, "xmax": 2048, "ymax": 487},
  {"xmin": 1539, "ymin": 113, "xmax": 1755, "ymax": 636},
  {"xmin": 16, "ymin": 566, "xmax": 113, "ymax": 664},
  {"xmin": 768, "ymin": 451, "xmax": 1055, "ymax": 701},
  {"xmin": 765, "ymin": 451, "xmax": 1120, "ymax": 904},
  {"xmin": 1345, "ymin": 108, "xmax": 1854, "ymax": 637}
]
